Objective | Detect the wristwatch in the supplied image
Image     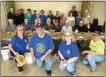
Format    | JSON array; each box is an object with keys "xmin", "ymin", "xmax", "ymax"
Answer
[{"xmin": 62, "ymin": 59, "xmax": 65, "ymax": 61}]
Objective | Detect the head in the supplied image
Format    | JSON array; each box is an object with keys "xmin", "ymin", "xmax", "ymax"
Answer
[
  {"xmin": 65, "ymin": 20, "xmax": 70, "ymax": 26},
  {"xmin": 24, "ymin": 18, "xmax": 28, "ymax": 24},
  {"xmin": 68, "ymin": 11, "xmax": 73, "ymax": 17},
  {"xmin": 83, "ymin": 18, "xmax": 89, "ymax": 25},
  {"xmin": 27, "ymin": 9, "xmax": 31, "ymax": 14},
  {"xmin": 56, "ymin": 11, "xmax": 60, "ymax": 16},
  {"xmin": 72, "ymin": 5, "xmax": 76, "ymax": 10},
  {"xmin": 8, "ymin": 19, "xmax": 14, "ymax": 26},
  {"xmin": 9, "ymin": 7, "xmax": 14, "ymax": 13},
  {"xmin": 34, "ymin": 10, "xmax": 37, "ymax": 15},
  {"xmin": 48, "ymin": 10, "xmax": 52, "ymax": 15},
  {"xmin": 36, "ymin": 23, "xmax": 45, "ymax": 37},
  {"xmin": 20, "ymin": 9, "xmax": 24, "ymax": 14},
  {"xmin": 46, "ymin": 18, "xmax": 51, "ymax": 25},
  {"xmin": 17, "ymin": 9, "xmax": 21, "ymax": 15},
  {"xmin": 54, "ymin": 20, "xmax": 59, "ymax": 27},
  {"xmin": 84, "ymin": 10, "xmax": 90, "ymax": 16},
  {"xmin": 36, "ymin": 12, "xmax": 40, "ymax": 18},
  {"xmin": 79, "ymin": 21, "xmax": 83, "ymax": 27},
  {"xmin": 78, "ymin": 12, "xmax": 82, "ymax": 17},
  {"xmin": 92, "ymin": 31, "xmax": 101, "ymax": 41},
  {"xmin": 61, "ymin": 12, "xmax": 65, "ymax": 17},
  {"xmin": 63, "ymin": 31, "xmax": 75, "ymax": 43},
  {"xmin": 40, "ymin": 10, "xmax": 45, "ymax": 15},
  {"xmin": 34, "ymin": 19, "xmax": 39, "ymax": 24},
  {"xmin": 13, "ymin": 25, "xmax": 25, "ymax": 36}
]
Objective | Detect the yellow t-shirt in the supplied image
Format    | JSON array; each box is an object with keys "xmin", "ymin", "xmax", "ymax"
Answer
[{"xmin": 89, "ymin": 39, "xmax": 105, "ymax": 54}]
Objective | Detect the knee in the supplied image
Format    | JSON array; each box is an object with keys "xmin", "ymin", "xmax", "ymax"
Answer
[
  {"xmin": 67, "ymin": 65, "xmax": 75, "ymax": 72},
  {"xmin": 87, "ymin": 54, "xmax": 93, "ymax": 60}
]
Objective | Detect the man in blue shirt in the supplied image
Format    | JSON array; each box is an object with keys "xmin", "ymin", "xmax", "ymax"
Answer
[
  {"xmin": 40, "ymin": 10, "xmax": 47, "ymax": 25},
  {"xmin": 29, "ymin": 23, "xmax": 54, "ymax": 76}
]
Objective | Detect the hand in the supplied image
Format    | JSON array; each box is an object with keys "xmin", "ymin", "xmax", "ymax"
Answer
[
  {"xmin": 33, "ymin": 56, "xmax": 36, "ymax": 62},
  {"xmin": 14, "ymin": 52, "xmax": 19, "ymax": 56},
  {"xmin": 82, "ymin": 50, "xmax": 89, "ymax": 55},
  {"xmin": 62, "ymin": 60, "xmax": 68, "ymax": 67},
  {"xmin": 41, "ymin": 55, "xmax": 46, "ymax": 61}
]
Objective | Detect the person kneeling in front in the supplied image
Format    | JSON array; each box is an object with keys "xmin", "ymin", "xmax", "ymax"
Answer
[
  {"xmin": 58, "ymin": 31, "xmax": 80, "ymax": 76},
  {"xmin": 82, "ymin": 31, "xmax": 105, "ymax": 72},
  {"xmin": 29, "ymin": 23, "xmax": 55, "ymax": 76},
  {"xmin": 8, "ymin": 25, "xmax": 28, "ymax": 72}
]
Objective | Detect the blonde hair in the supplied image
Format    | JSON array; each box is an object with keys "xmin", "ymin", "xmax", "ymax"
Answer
[
  {"xmin": 12, "ymin": 25, "xmax": 26, "ymax": 37},
  {"xmin": 62, "ymin": 31, "xmax": 75, "ymax": 42}
]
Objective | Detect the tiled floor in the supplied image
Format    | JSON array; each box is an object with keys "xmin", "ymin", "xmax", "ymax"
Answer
[{"xmin": 1, "ymin": 58, "xmax": 105, "ymax": 76}]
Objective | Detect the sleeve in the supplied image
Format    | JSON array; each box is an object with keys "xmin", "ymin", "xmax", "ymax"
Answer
[
  {"xmin": 29, "ymin": 35, "xmax": 34, "ymax": 48},
  {"xmin": 72, "ymin": 42, "xmax": 80, "ymax": 57},
  {"xmin": 10, "ymin": 37, "xmax": 16, "ymax": 46},
  {"xmin": 48, "ymin": 35, "xmax": 55, "ymax": 50},
  {"xmin": 96, "ymin": 41, "xmax": 104, "ymax": 54},
  {"xmin": 58, "ymin": 41, "xmax": 63, "ymax": 52}
]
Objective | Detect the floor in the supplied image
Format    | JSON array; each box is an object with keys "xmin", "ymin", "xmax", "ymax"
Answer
[{"xmin": 1, "ymin": 57, "xmax": 105, "ymax": 76}]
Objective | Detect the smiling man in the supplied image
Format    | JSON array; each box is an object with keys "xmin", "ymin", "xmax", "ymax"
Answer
[
  {"xmin": 82, "ymin": 31, "xmax": 105, "ymax": 72},
  {"xmin": 29, "ymin": 23, "xmax": 54, "ymax": 76}
]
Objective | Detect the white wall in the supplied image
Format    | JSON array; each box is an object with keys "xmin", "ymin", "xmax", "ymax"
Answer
[
  {"xmin": 14, "ymin": 2, "xmax": 82, "ymax": 17},
  {"xmin": 91, "ymin": 2, "xmax": 104, "ymax": 25},
  {"xmin": 1, "ymin": 2, "xmax": 7, "ymax": 30}
]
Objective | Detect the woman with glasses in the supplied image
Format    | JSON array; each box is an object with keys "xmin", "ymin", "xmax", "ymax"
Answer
[
  {"xmin": 58, "ymin": 31, "xmax": 80, "ymax": 76},
  {"xmin": 8, "ymin": 25, "xmax": 28, "ymax": 72},
  {"xmin": 82, "ymin": 31, "xmax": 105, "ymax": 72}
]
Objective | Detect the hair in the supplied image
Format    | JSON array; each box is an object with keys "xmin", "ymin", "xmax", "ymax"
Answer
[
  {"xmin": 8, "ymin": 19, "xmax": 14, "ymax": 25},
  {"xmin": 34, "ymin": 10, "xmax": 37, "ymax": 12},
  {"xmin": 62, "ymin": 31, "xmax": 75, "ymax": 42},
  {"xmin": 56, "ymin": 11, "xmax": 59, "ymax": 15},
  {"xmin": 12, "ymin": 25, "xmax": 26, "ymax": 37},
  {"xmin": 93, "ymin": 31, "xmax": 101, "ymax": 35},
  {"xmin": 40, "ymin": 10, "xmax": 45, "ymax": 13},
  {"xmin": 27, "ymin": 9, "xmax": 31, "ymax": 12}
]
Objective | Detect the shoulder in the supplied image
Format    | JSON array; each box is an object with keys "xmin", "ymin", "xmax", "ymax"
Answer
[
  {"xmin": 98, "ymin": 40, "xmax": 104, "ymax": 44},
  {"xmin": 11, "ymin": 36, "xmax": 17, "ymax": 41},
  {"xmin": 71, "ymin": 42, "xmax": 77, "ymax": 46},
  {"xmin": 45, "ymin": 33, "xmax": 52, "ymax": 38}
]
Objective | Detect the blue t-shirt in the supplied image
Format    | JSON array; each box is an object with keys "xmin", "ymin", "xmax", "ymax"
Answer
[
  {"xmin": 58, "ymin": 40, "xmax": 80, "ymax": 60},
  {"xmin": 40, "ymin": 15, "xmax": 47, "ymax": 24},
  {"xmin": 29, "ymin": 33, "xmax": 54, "ymax": 59},
  {"xmin": 10, "ymin": 36, "xmax": 28, "ymax": 54}
]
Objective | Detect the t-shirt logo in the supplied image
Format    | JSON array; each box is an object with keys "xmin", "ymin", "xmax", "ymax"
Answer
[
  {"xmin": 36, "ymin": 43, "xmax": 45, "ymax": 53},
  {"xmin": 67, "ymin": 50, "xmax": 70, "ymax": 54}
]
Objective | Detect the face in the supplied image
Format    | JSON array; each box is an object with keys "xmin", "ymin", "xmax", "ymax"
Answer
[
  {"xmin": 35, "ymin": 19, "xmax": 39, "ymax": 24},
  {"xmin": 69, "ymin": 12, "xmax": 73, "ymax": 17},
  {"xmin": 85, "ymin": 10, "xmax": 89, "ymax": 16},
  {"xmin": 24, "ymin": 19, "xmax": 28, "ymax": 24},
  {"xmin": 64, "ymin": 32, "xmax": 72, "ymax": 42},
  {"xmin": 78, "ymin": 12, "xmax": 81, "ymax": 16},
  {"xmin": 49, "ymin": 10, "xmax": 52, "ymax": 15},
  {"xmin": 9, "ymin": 20, "xmax": 14, "ymax": 25},
  {"xmin": 36, "ymin": 13, "xmax": 40, "ymax": 18},
  {"xmin": 61, "ymin": 13, "xmax": 64, "ymax": 17},
  {"xmin": 10, "ymin": 8, "xmax": 14, "ymax": 13},
  {"xmin": 83, "ymin": 19, "xmax": 88, "ymax": 25},
  {"xmin": 34, "ymin": 11, "xmax": 37, "ymax": 14},
  {"xmin": 41, "ymin": 11, "xmax": 44, "ymax": 15},
  {"xmin": 46, "ymin": 18, "xmax": 51, "ymax": 24},
  {"xmin": 56, "ymin": 11, "xmax": 60, "ymax": 16},
  {"xmin": 27, "ymin": 10, "xmax": 31, "ymax": 14},
  {"xmin": 92, "ymin": 33, "xmax": 99, "ymax": 41},
  {"xmin": 36, "ymin": 27, "xmax": 44, "ymax": 36},
  {"xmin": 18, "ymin": 10, "xmax": 21, "ymax": 15},
  {"xmin": 20, "ymin": 9, "xmax": 24, "ymax": 13},
  {"xmin": 17, "ymin": 27, "xmax": 24, "ymax": 35},
  {"xmin": 79, "ymin": 21, "xmax": 83, "ymax": 27}
]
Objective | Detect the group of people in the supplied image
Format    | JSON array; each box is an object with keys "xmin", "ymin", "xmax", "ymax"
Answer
[
  {"xmin": 8, "ymin": 23, "xmax": 104, "ymax": 76},
  {"xmin": 6, "ymin": 5, "xmax": 105, "ymax": 76},
  {"xmin": 6, "ymin": 5, "xmax": 105, "ymax": 33}
]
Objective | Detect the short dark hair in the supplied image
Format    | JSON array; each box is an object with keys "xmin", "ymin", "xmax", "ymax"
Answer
[
  {"xmin": 36, "ymin": 23, "xmax": 44, "ymax": 28},
  {"xmin": 93, "ymin": 31, "xmax": 101, "ymax": 35},
  {"xmin": 27, "ymin": 9, "xmax": 31, "ymax": 12}
]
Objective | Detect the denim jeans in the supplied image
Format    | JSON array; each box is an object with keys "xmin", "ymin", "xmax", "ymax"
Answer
[
  {"xmin": 83, "ymin": 54, "xmax": 105, "ymax": 68},
  {"xmin": 60, "ymin": 59, "xmax": 79, "ymax": 74},
  {"xmin": 36, "ymin": 55, "xmax": 53, "ymax": 70}
]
